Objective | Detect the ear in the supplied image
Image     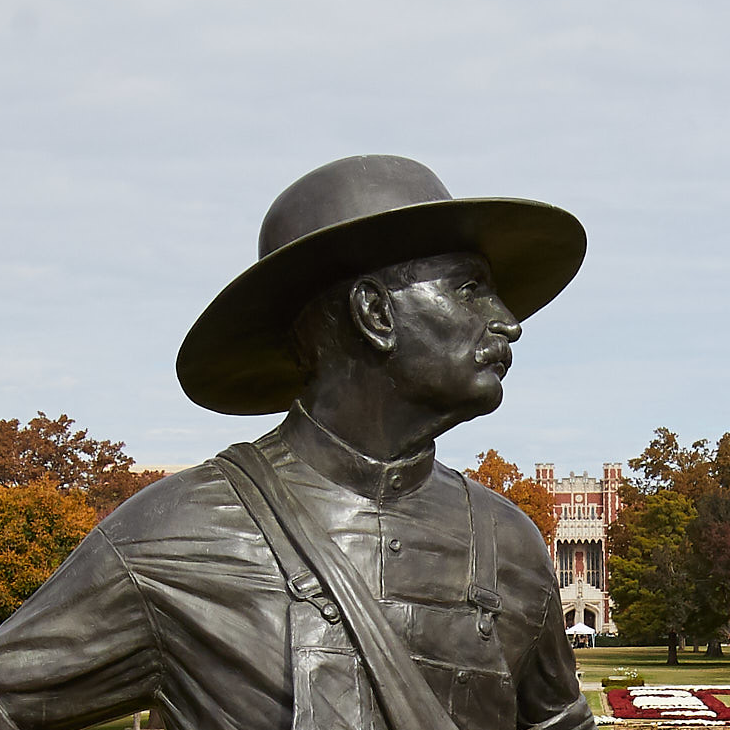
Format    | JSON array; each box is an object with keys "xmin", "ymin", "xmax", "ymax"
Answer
[{"xmin": 349, "ymin": 278, "xmax": 396, "ymax": 353}]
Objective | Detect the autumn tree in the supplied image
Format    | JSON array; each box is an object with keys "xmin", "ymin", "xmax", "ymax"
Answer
[
  {"xmin": 0, "ymin": 413, "xmax": 165, "ymax": 619},
  {"xmin": 0, "ymin": 412, "xmax": 130, "ymax": 489},
  {"xmin": 0, "ymin": 475, "xmax": 96, "ymax": 620},
  {"xmin": 0, "ymin": 413, "xmax": 163, "ymax": 520},
  {"xmin": 627, "ymin": 427, "xmax": 718, "ymax": 500},
  {"xmin": 465, "ymin": 449, "xmax": 558, "ymax": 544}
]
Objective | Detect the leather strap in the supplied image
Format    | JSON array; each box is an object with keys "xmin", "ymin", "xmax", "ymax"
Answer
[
  {"xmin": 463, "ymin": 475, "xmax": 502, "ymax": 640},
  {"xmin": 215, "ymin": 442, "xmax": 461, "ymax": 730},
  {"xmin": 212, "ymin": 455, "xmax": 340, "ymax": 624}
]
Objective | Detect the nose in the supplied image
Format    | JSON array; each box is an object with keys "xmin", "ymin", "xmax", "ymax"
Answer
[
  {"xmin": 486, "ymin": 300, "xmax": 522, "ymax": 343},
  {"xmin": 488, "ymin": 318, "xmax": 522, "ymax": 342}
]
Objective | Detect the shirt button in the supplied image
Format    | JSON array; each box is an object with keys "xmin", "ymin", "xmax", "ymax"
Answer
[
  {"xmin": 456, "ymin": 670, "xmax": 469, "ymax": 684},
  {"xmin": 388, "ymin": 538, "xmax": 402, "ymax": 553},
  {"xmin": 390, "ymin": 474, "xmax": 402, "ymax": 491}
]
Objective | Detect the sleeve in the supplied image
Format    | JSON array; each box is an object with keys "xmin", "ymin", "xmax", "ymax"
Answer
[
  {"xmin": 0, "ymin": 528, "xmax": 162, "ymax": 730},
  {"xmin": 516, "ymin": 580, "xmax": 596, "ymax": 730}
]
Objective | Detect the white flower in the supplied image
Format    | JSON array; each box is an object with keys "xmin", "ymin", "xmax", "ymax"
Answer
[{"xmin": 632, "ymin": 695, "xmax": 707, "ymax": 710}]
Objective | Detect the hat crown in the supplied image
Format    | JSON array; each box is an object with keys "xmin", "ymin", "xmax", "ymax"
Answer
[{"xmin": 259, "ymin": 155, "xmax": 452, "ymax": 259}]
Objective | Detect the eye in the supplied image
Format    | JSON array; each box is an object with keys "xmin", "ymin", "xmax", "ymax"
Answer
[{"xmin": 457, "ymin": 280, "xmax": 478, "ymax": 302}]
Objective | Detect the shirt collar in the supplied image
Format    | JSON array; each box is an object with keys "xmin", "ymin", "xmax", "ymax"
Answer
[{"xmin": 279, "ymin": 400, "xmax": 435, "ymax": 501}]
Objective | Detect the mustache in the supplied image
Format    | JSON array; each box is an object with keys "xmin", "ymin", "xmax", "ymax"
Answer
[{"xmin": 474, "ymin": 332, "xmax": 513, "ymax": 370}]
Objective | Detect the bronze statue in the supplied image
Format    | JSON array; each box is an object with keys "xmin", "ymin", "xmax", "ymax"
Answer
[{"xmin": 0, "ymin": 156, "xmax": 594, "ymax": 730}]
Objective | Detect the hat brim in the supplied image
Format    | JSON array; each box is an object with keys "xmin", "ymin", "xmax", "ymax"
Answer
[{"xmin": 177, "ymin": 198, "xmax": 586, "ymax": 415}]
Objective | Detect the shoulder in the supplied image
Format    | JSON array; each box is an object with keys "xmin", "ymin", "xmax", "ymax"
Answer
[
  {"xmin": 98, "ymin": 460, "xmax": 279, "ymax": 579},
  {"xmin": 461, "ymin": 472, "xmax": 552, "ymax": 571},
  {"xmin": 100, "ymin": 461, "xmax": 238, "ymax": 541},
  {"xmin": 95, "ymin": 455, "xmax": 291, "ymax": 618}
]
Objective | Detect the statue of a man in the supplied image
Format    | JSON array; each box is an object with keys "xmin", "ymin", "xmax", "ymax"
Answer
[{"xmin": 0, "ymin": 156, "xmax": 594, "ymax": 730}]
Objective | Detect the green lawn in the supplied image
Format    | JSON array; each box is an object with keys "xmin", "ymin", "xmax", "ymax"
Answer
[
  {"xmin": 583, "ymin": 690, "xmax": 605, "ymax": 716},
  {"xmin": 574, "ymin": 645, "xmax": 730, "ymax": 685}
]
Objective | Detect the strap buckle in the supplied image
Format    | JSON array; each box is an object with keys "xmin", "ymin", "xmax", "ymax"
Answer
[
  {"xmin": 287, "ymin": 570, "xmax": 321, "ymax": 600},
  {"xmin": 468, "ymin": 584, "xmax": 502, "ymax": 641},
  {"xmin": 287, "ymin": 570, "xmax": 341, "ymax": 625}
]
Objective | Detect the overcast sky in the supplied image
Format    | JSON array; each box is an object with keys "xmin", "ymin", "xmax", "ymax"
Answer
[{"xmin": 2, "ymin": 1, "xmax": 728, "ymax": 480}]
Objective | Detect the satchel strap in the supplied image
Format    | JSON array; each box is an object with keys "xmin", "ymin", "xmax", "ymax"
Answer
[
  {"xmin": 212, "ymin": 455, "xmax": 341, "ymax": 624},
  {"xmin": 216, "ymin": 441, "xmax": 461, "ymax": 730}
]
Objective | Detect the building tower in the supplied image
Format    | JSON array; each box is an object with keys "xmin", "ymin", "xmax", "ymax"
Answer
[{"xmin": 535, "ymin": 462, "xmax": 623, "ymax": 633}]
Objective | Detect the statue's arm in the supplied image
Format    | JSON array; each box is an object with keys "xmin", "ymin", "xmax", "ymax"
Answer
[
  {"xmin": 515, "ymin": 580, "xmax": 596, "ymax": 730},
  {"xmin": 0, "ymin": 528, "xmax": 161, "ymax": 730}
]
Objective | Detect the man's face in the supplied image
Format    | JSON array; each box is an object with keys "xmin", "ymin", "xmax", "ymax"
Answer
[{"xmin": 383, "ymin": 252, "xmax": 521, "ymax": 428}]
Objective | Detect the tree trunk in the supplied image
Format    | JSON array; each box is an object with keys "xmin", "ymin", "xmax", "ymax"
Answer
[
  {"xmin": 667, "ymin": 630, "xmax": 680, "ymax": 665},
  {"xmin": 693, "ymin": 636, "xmax": 700, "ymax": 653},
  {"xmin": 132, "ymin": 713, "xmax": 141, "ymax": 730},
  {"xmin": 147, "ymin": 708, "xmax": 166, "ymax": 729},
  {"xmin": 678, "ymin": 633, "xmax": 686, "ymax": 651},
  {"xmin": 705, "ymin": 637, "xmax": 724, "ymax": 658}
]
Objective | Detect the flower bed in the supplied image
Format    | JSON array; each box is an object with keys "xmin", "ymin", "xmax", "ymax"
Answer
[{"xmin": 606, "ymin": 686, "xmax": 730, "ymax": 722}]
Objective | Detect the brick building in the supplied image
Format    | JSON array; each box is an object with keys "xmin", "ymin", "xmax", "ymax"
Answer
[{"xmin": 535, "ymin": 463, "xmax": 624, "ymax": 634}]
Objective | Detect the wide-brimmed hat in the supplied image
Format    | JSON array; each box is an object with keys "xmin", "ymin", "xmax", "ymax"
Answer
[{"xmin": 177, "ymin": 155, "xmax": 586, "ymax": 415}]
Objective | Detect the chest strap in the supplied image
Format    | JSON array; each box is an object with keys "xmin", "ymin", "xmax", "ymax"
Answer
[
  {"xmin": 212, "ymin": 455, "xmax": 340, "ymax": 624},
  {"xmin": 214, "ymin": 442, "xmax": 461, "ymax": 730}
]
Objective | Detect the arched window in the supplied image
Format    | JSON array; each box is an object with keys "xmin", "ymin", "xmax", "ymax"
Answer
[
  {"xmin": 586, "ymin": 542, "xmax": 603, "ymax": 589},
  {"xmin": 557, "ymin": 543, "xmax": 574, "ymax": 588}
]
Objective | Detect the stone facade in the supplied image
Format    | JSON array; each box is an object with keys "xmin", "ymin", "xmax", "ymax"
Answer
[{"xmin": 535, "ymin": 463, "xmax": 623, "ymax": 634}]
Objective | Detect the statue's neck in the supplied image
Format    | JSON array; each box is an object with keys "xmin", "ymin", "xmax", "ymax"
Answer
[{"xmin": 300, "ymin": 365, "xmax": 451, "ymax": 461}]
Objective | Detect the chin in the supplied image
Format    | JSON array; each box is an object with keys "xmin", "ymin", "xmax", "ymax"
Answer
[
  {"xmin": 446, "ymin": 386, "xmax": 504, "ymax": 428},
  {"xmin": 473, "ymin": 388, "xmax": 504, "ymax": 416},
  {"xmin": 468, "ymin": 375, "xmax": 505, "ymax": 414}
]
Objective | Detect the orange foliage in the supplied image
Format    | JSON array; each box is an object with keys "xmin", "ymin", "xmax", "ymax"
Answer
[
  {"xmin": 0, "ymin": 475, "xmax": 96, "ymax": 619},
  {"xmin": 627, "ymin": 427, "xmax": 719, "ymax": 500},
  {"xmin": 466, "ymin": 449, "xmax": 558, "ymax": 544}
]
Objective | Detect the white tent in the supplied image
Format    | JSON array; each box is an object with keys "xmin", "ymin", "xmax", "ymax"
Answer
[{"xmin": 566, "ymin": 622, "xmax": 596, "ymax": 647}]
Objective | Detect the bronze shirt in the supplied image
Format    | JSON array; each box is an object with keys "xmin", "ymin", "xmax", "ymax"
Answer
[{"xmin": 0, "ymin": 402, "xmax": 593, "ymax": 730}]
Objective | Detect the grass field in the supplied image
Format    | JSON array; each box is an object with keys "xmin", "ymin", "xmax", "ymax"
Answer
[
  {"xmin": 583, "ymin": 690, "xmax": 606, "ymax": 715},
  {"xmin": 574, "ymin": 645, "xmax": 730, "ymax": 685}
]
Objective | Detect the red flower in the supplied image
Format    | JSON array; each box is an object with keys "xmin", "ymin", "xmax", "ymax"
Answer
[{"xmin": 606, "ymin": 688, "xmax": 730, "ymax": 720}]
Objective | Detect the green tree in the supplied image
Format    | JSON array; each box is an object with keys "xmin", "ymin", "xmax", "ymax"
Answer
[
  {"xmin": 608, "ymin": 489, "xmax": 697, "ymax": 664},
  {"xmin": 688, "ymin": 488, "xmax": 730, "ymax": 657},
  {"xmin": 0, "ymin": 475, "xmax": 96, "ymax": 620},
  {"xmin": 612, "ymin": 427, "xmax": 730, "ymax": 662},
  {"xmin": 465, "ymin": 449, "xmax": 558, "ymax": 544},
  {"xmin": 713, "ymin": 433, "xmax": 730, "ymax": 490}
]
